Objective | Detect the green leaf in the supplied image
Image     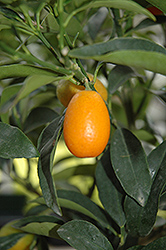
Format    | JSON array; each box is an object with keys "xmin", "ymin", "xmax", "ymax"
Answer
[
  {"xmin": 124, "ymin": 141, "xmax": 166, "ymax": 237},
  {"xmin": 16, "ymin": 75, "xmax": 59, "ymax": 102},
  {"xmin": 108, "ymin": 65, "xmax": 142, "ymax": 94},
  {"xmin": 65, "ymin": 0, "xmax": 155, "ymax": 27},
  {"xmin": 57, "ymin": 220, "xmax": 114, "ymax": 250},
  {"xmin": 69, "ymin": 37, "xmax": 166, "ymax": 57},
  {"xmin": 23, "ymin": 107, "xmax": 59, "ymax": 133},
  {"xmin": 14, "ymin": 215, "xmax": 64, "ymax": 238},
  {"xmin": 148, "ymin": 140, "xmax": 166, "ymax": 180},
  {"xmin": 0, "ymin": 64, "xmax": 58, "ymax": 80},
  {"xmin": 96, "ymin": 154, "xmax": 126, "ymax": 227},
  {"xmin": 87, "ymin": 7, "xmax": 108, "ymax": 40},
  {"xmin": 0, "ymin": 7, "xmax": 23, "ymax": 22},
  {"xmin": 0, "ymin": 233, "xmax": 27, "ymax": 250},
  {"xmin": 0, "ymin": 74, "xmax": 71, "ymax": 115},
  {"xmin": 127, "ymin": 246, "xmax": 143, "ymax": 250},
  {"xmin": 110, "ymin": 128, "xmax": 152, "ymax": 206},
  {"xmin": 0, "ymin": 84, "xmax": 22, "ymax": 123},
  {"xmin": 37, "ymin": 115, "xmax": 64, "ymax": 216},
  {"xmin": 69, "ymin": 37, "xmax": 166, "ymax": 75},
  {"xmin": 0, "ymin": 122, "xmax": 39, "ymax": 159},
  {"xmin": 57, "ymin": 189, "xmax": 116, "ymax": 234},
  {"xmin": 128, "ymin": 236, "xmax": 166, "ymax": 250},
  {"xmin": 146, "ymin": 0, "xmax": 166, "ymax": 13},
  {"xmin": 53, "ymin": 163, "xmax": 96, "ymax": 180}
]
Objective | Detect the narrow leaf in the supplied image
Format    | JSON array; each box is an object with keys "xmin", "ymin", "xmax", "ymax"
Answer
[
  {"xmin": 24, "ymin": 107, "xmax": 59, "ymax": 133},
  {"xmin": 96, "ymin": 157, "xmax": 126, "ymax": 227},
  {"xmin": 69, "ymin": 37, "xmax": 166, "ymax": 58},
  {"xmin": 148, "ymin": 140, "xmax": 166, "ymax": 180},
  {"xmin": 57, "ymin": 220, "xmax": 114, "ymax": 250},
  {"xmin": 14, "ymin": 215, "xmax": 64, "ymax": 239},
  {"xmin": 69, "ymin": 38, "xmax": 166, "ymax": 75},
  {"xmin": 0, "ymin": 122, "xmax": 39, "ymax": 159},
  {"xmin": 108, "ymin": 65, "xmax": 141, "ymax": 94},
  {"xmin": 124, "ymin": 141, "xmax": 166, "ymax": 237},
  {"xmin": 57, "ymin": 189, "xmax": 115, "ymax": 233},
  {"xmin": 65, "ymin": 0, "xmax": 155, "ymax": 27},
  {"xmin": 111, "ymin": 128, "xmax": 152, "ymax": 206},
  {"xmin": 0, "ymin": 233, "xmax": 27, "ymax": 250},
  {"xmin": 0, "ymin": 64, "xmax": 58, "ymax": 80},
  {"xmin": 0, "ymin": 84, "xmax": 22, "ymax": 122},
  {"xmin": 37, "ymin": 115, "xmax": 64, "ymax": 216}
]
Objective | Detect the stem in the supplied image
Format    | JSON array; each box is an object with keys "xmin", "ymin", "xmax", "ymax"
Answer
[
  {"xmin": 93, "ymin": 62, "xmax": 104, "ymax": 83},
  {"xmin": 0, "ymin": 41, "xmax": 71, "ymax": 75},
  {"xmin": 134, "ymin": 75, "xmax": 155, "ymax": 119},
  {"xmin": 122, "ymin": 82, "xmax": 135, "ymax": 129},
  {"xmin": 57, "ymin": 0, "xmax": 65, "ymax": 51},
  {"xmin": 37, "ymin": 31, "xmax": 62, "ymax": 62},
  {"xmin": 112, "ymin": 9, "xmax": 123, "ymax": 37}
]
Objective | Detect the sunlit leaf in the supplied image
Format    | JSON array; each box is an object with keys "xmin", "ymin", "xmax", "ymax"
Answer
[
  {"xmin": 14, "ymin": 215, "xmax": 64, "ymax": 239},
  {"xmin": 0, "ymin": 233, "xmax": 27, "ymax": 250}
]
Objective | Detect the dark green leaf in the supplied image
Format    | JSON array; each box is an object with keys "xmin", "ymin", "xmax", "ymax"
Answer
[
  {"xmin": 0, "ymin": 233, "xmax": 26, "ymax": 250},
  {"xmin": 0, "ymin": 84, "xmax": 22, "ymax": 123},
  {"xmin": 0, "ymin": 7, "xmax": 23, "ymax": 21},
  {"xmin": 96, "ymin": 158, "xmax": 126, "ymax": 227},
  {"xmin": 57, "ymin": 220, "xmax": 114, "ymax": 250},
  {"xmin": 57, "ymin": 189, "xmax": 116, "ymax": 233},
  {"xmin": 37, "ymin": 115, "xmax": 64, "ymax": 216},
  {"xmin": 0, "ymin": 122, "xmax": 39, "ymax": 159},
  {"xmin": 128, "ymin": 236, "xmax": 166, "ymax": 250},
  {"xmin": 148, "ymin": 140, "xmax": 166, "ymax": 180},
  {"xmin": 108, "ymin": 65, "xmax": 142, "ymax": 94},
  {"xmin": 127, "ymin": 246, "xmax": 144, "ymax": 250},
  {"xmin": 14, "ymin": 215, "xmax": 64, "ymax": 227},
  {"xmin": 124, "ymin": 141, "xmax": 166, "ymax": 237},
  {"xmin": 24, "ymin": 107, "xmax": 59, "ymax": 133},
  {"xmin": 111, "ymin": 128, "xmax": 152, "ymax": 206}
]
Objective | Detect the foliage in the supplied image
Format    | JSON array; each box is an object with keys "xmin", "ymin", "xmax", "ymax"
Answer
[{"xmin": 0, "ymin": 0, "xmax": 166, "ymax": 249}]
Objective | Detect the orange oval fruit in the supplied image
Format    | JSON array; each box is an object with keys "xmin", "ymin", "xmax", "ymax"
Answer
[
  {"xmin": 63, "ymin": 90, "xmax": 110, "ymax": 158},
  {"xmin": 57, "ymin": 73, "xmax": 108, "ymax": 107}
]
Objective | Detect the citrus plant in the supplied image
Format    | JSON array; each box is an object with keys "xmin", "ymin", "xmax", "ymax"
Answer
[{"xmin": 0, "ymin": 0, "xmax": 166, "ymax": 249}]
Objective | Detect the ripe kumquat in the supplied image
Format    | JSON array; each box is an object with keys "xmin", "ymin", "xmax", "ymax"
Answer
[{"xmin": 63, "ymin": 90, "xmax": 110, "ymax": 158}]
